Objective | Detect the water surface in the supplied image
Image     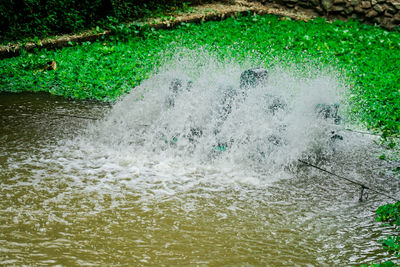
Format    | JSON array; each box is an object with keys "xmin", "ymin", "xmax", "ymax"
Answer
[{"xmin": 1, "ymin": 61, "xmax": 399, "ymax": 266}]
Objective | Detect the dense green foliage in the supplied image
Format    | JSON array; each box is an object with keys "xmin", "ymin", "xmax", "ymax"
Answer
[
  {"xmin": 0, "ymin": 0, "xmax": 202, "ymax": 42},
  {"xmin": 360, "ymin": 202, "xmax": 400, "ymax": 266},
  {"xmin": 377, "ymin": 202, "xmax": 400, "ymax": 225},
  {"xmin": 1, "ymin": 0, "xmax": 105, "ymax": 40},
  {"xmin": 377, "ymin": 202, "xmax": 400, "ymax": 256},
  {"xmin": 1, "ymin": 14, "xmax": 399, "ymax": 138},
  {"xmin": 361, "ymin": 262, "xmax": 397, "ymax": 267},
  {"xmin": 358, "ymin": 202, "xmax": 400, "ymax": 266}
]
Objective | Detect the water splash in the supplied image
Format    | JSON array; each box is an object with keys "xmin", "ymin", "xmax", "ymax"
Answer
[{"xmin": 82, "ymin": 51, "xmax": 347, "ymax": 181}]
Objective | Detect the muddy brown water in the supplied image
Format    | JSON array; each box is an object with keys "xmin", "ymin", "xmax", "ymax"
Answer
[{"xmin": 0, "ymin": 92, "xmax": 399, "ymax": 266}]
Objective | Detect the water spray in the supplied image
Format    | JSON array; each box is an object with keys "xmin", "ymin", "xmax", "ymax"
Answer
[{"xmin": 15, "ymin": 60, "xmax": 398, "ymax": 203}]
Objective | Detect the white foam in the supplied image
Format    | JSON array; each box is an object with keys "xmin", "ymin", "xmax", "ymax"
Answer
[{"xmin": 59, "ymin": 51, "xmax": 351, "ymax": 192}]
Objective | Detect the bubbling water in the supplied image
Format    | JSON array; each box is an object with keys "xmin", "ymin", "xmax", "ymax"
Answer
[{"xmin": 81, "ymin": 52, "xmax": 348, "ymax": 184}]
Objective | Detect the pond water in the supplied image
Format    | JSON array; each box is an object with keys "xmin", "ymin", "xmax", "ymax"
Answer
[{"xmin": 1, "ymin": 60, "xmax": 399, "ymax": 266}]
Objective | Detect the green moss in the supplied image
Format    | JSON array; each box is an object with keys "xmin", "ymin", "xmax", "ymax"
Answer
[{"xmin": 369, "ymin": 202, "xmax": 400, "ymax": 266}]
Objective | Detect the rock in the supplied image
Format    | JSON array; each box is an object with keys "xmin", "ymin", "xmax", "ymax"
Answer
[
  {"xmin": 375, "ymin": 16, "xmax": 383, "ymax": 23},
  {"xmin": 384, "ymin": 4, "xmax": 396, "ymax": 13},
  {"xmin": 344, "ymin": 6, "xmax": 354, "ymax": 14},
  {"xmin": 361, "ymin": 1, "xmax": 372, "ymax": 8},
  {"xmin": 332, "ymin": 5, "xmax": 345, "ymax": 11},
  {"xmin": 373, "ymin": 4, "xmax": 384, "ymax": 12},
  {"xmin": 366, "ymin": 9, "xmax": 379, "ymax": 17},
  {"xmin": 311, "ymin": 0, "xmax": 320, "ymax": 6},
  {"xmin": 384, "ymin": 10, "xmax": 393, "ymax": 16},
  {"xmin": 392, "ymin": 1, "xmax": 400, "ymax": 10},
  {"xmin": 351, "ymin": 0, "xmax": 359, "ymax": 6},
  {"xmin": 334, "ymin": 0, "xmax": 346, "ymax": 4},
  {"xmin": 240, "ymin": 68, "xmax": 268, "ymax": 89},
  {"xmin": 393, "ymin": 12, "xmax": 400, "ymax": 22},
  {"xmin": 371, "ymin": 0, "xmax": 377, "ymax": 5},
  {"xmin": 316, "ymin": 6, "xmax": 325, "ymax": 13},
  {"xmin": 299, "ymin": 1, "xmax": 312, "ymax": 8},
  {"xmin": 322, "ymin": 0, "xmax": 334, "ymax": 10},
  {"xmin": 354, "ymin": 5, "xmax": 365, "ymax": 12},
  {"xmin": 380, "ymin": 17, "xmax": 394, "ymax": 28}
]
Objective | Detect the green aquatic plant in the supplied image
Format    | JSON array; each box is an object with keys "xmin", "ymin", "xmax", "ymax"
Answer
[
  {"xmin": 377, "ymin": 202, "xmax": 400, "ymax": 225},
  {"xmin": 364, "ymin": 202, "xmax": 400, "ymax": 266},
  {"xmin": 360, "ymin": 262, "xmax": 397, "ymax": 267}
]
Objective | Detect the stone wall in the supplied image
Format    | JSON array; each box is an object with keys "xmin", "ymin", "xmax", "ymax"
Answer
[{"xmin": 255, "ymin": 0, "xmax": 400, "ymax": 29}]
